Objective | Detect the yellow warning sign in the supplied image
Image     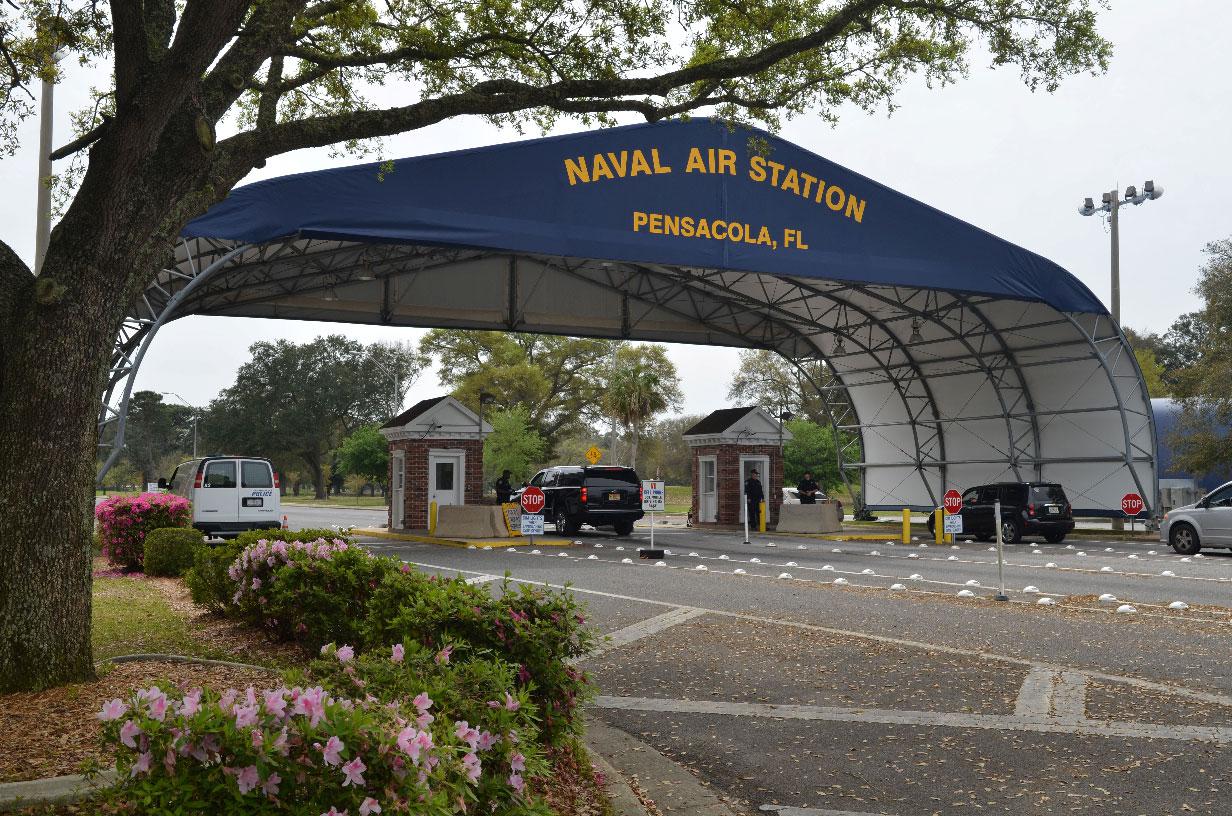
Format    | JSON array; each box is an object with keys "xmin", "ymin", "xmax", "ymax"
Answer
[{"xmin": 585, "ymin": 445, "xmax": 602, "ymax": 464}]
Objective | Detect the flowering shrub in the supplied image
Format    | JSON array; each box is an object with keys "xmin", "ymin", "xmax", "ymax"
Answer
[
  {"xmin": 95, "ymin": 493, "xmax": 192, "ymax": 571},
  {"xmin": 98, "ymin": 647, "xmax": 548, "ymax": 814},
  {"xmin": 230, "ymin": 539, "xmax": 393, "ymax": 647}
]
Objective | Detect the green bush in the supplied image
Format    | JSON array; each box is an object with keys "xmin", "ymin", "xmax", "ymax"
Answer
[
  {"xmin": 233, "ymin": 526, "xmax": 352, "ymax": 550},
  {"xmin": 142, "ymin": 527, "xmax": 203, "ymax": 576},
  {"xmin": 184, "ymin": 539, "xmax": 244, "ymax": 613},
  {"xmin": 94, "ymin": 493, "xmax": 192, "ymax": 571}
]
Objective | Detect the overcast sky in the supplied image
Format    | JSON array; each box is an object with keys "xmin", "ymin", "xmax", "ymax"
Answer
[{"xmin": 2, "ymin": 0, "xmax": 1227, "ymax": 418}]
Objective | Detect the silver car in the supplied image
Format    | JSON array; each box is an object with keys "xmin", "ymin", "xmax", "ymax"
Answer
[{"xmin": 1159, "ymin": 480, "xmax": 1232, "ymax": 555}]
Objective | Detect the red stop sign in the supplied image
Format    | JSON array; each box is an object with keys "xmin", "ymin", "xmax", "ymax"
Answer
[
  {"xmin": 1122, "ymin": 493, "xmax": 1144, "ymax": 516},
  {"xmin": 943, "ymin": 489, "xmax": 963, "ymax": 514},
  {"xmin": 520, "ymin": 486, "xmax": 545, "ymax": 514}
]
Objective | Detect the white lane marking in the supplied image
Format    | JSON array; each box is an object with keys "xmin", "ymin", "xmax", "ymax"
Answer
[
  {"xmin": 464, "ymin": 575, "xmax": 499, "ymax": 585},
  {"xmin": 1052, "ymin": 671, "xmax": 1088, "ymax": 720},
  {"xmin": 585, "ymin": 607, "xmax": 707, "ymax": 660},
  {"xmin": 593, "ymin": 695, "xmax": 1232, "ymax": 743},
  {"xmin": 761, "ymin": 807, "xmax": 891, "ymax": 816},
  {"xmin": 394, "ymin": 558, "xmax": 1232, "ymax": 708},
  {"xmin": 1014, "ymin": 666, "xmax": 1056, "ymax": 718}
]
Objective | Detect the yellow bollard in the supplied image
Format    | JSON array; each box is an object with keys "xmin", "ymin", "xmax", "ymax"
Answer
[
  {"xmin": 759, "ymin": 501, "xmax": 767, "ymax": 533},
  {"xmin": 934, "ymin": 508, "xmax": 943, "ymax": 545},
  {"xmin": 429, "ymin": 501, "xmax": 438, "ymax": 534},
  {"xmin": 901, "ymin": 508, "xmax": 911, "ymax": 543}
]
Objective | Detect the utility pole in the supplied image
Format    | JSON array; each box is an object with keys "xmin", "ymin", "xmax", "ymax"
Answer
[{"xmin": 35, "ymin": 51, "xmax": 64, "ymax": 275}]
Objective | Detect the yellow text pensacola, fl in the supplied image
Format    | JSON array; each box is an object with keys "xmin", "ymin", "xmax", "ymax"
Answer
[{"xmin": 561, "ymin": 146, "xmax": 867, "ymax": 224}]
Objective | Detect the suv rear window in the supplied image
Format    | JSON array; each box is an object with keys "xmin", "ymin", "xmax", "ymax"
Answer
[
  {"xmin": 1031, "ymin": 484, "xmax": 1068, "ymax": 503},
  {"xmin": 584, "ymin": 467, "xmax": 639, "ymax": 489}
]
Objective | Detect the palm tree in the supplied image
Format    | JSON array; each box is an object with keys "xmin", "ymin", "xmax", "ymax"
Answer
[{"xmin": 604, "ymin": 346, "xmax": 683, "ymax": 470}]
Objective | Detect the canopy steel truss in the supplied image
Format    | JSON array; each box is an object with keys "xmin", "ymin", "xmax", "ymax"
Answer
[{"xmin": 100, "ymin": 238, "xmax": 1157, "ymax": 517}]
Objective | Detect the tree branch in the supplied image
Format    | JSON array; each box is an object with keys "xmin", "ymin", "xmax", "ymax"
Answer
[
  {"xmin": 49, "ymin": 115, "xmax": 111, "ymax": 161},
  {"xmin": 109, "ymin": 0, "xmax": 147, "ymax": 104}
]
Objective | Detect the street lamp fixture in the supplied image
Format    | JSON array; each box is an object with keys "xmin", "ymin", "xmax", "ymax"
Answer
[
  {"xmin": 1078, "ymin": 180, "xmax": 1164, "ymax": 323},
  {"xmin": 909, "ymin": 318, "xmax": 923, "ymax": 344}
]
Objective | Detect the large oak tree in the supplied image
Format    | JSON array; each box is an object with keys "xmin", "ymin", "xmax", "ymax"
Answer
[{"xmin": 0, "ymin": 0, "xmax": 1109, "ymax": 690}]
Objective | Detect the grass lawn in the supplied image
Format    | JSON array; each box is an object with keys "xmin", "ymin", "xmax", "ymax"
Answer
[
  {"xmin": 92, "ymin": 577, "xmax": 212, "ymax": 661},
  {"xmin": 664, "ymin": 484, "xmax": 691, "ymax": 514}
]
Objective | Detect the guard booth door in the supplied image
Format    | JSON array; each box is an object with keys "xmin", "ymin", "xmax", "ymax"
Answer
[
  {"xmin": 428, "ymin": 450, "xmax": 464, "ymax": 524},
  {"xmin": 738, "ymin": 455, "xmax": 769, "ymax": 522}
]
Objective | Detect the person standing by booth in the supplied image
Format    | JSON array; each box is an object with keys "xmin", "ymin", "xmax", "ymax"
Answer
[
  {"xmin": 494, "ymin": 470, "xmax": 514, "ymax": 504},
  {"xmin": 745, "ymin": 469, "xmax": 765, "ymax": 530},
  {"xmin": 797, "ymin": 471, "xmax": 819, "ymax": 504}
]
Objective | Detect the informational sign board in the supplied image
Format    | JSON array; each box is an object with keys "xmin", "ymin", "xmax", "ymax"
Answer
[
  {"xmin": 520, "ymin": 513, "xmax": 545, "ymax": 536},
  {"xmin": 943, "ymin": 514, "xmax": 963, "ymax": 534},
  {"xmin": 585, "ymin": 445, "xmax": 602, "ymax": 465},
  {"xmin": 146, "ymin": 482, "xmax": 161, "ymax": 493},
  {"xmin": 519, "ymin": 487, "xmax": 545, "ymax": 515},
  {"xmin": 502, "ymin": 503, "xmax": 522, "ymax": 537},
  {"xmin": 1121, "ymin": 492, "xmax": 1144, "ymax": 516},
  {"xmin": 943, "ymin": 489, "xmax": 963, "ymax": 514},
  {"xmin": 642, "ymin": 480, "xmax": 665, "ymax": 511}
]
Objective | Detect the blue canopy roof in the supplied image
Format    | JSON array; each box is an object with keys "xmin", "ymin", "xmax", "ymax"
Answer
[{"xmin": 183, "ymin": 119, "xmax": 1106, "ymax": 314}]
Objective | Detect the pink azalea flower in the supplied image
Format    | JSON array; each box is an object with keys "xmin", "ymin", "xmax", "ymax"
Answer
[
  {"xmin": 321, "ymin": 808, "xmax": 348, "ymax": 816},
  {"xmin": 341, "ymin": 756, "xmax": 366, "ymax": 787},
  {"xmin": 319, "ymin": 735, "xmax": 344, "ymax": 766},
  {"xmin": 262, "ymin": 771, "xmax": 281, "ymax": 798},
  {"xmin": 119, "ymin": 719, "xmax": 141, "ymax": 749},
  {"xmin": 234, "ymin": 704, "xmax": 260, "ymax": 729},
  {"xmin": 336, "ymin": 645, "xmax": 355, "ymax": 663},
  {"xmin": 263, "ymin": 688, "xmax": 288, "ymax": 718},
  {"xmin": 179, "ymin": 689, "xmax": 202, "ymax": 716},
  {"xmin": 454, "ymin": 720, "xmax": 479, "ymax": 748},
  {"xmin": 434, "ymin": 645, "xmax": 452, "ymax": 664},
  {"xmin": 235, "ymin": 764, "xmax": 260, "ymax": 794},
  {"xmin": 416, "ymin": 711, "xmax": 434, "ymax": 729},
  {"xmin": 98, "ymin": 698, "xmax": 127, "ymax": 721},
  {"xmin": 462, "ymin": 752, "xmax": 481, "ymax": 782},
  {"xmin": 130, "ymin": 751, "xmax": 152, "ymax": 777},
  {"xmin": 503, "ymin": 692, "xmax": 520, "ymax": 711},
  {"xmin": 412, "ymin": 692, "xmax": 432, "ymax": 712},
  {"xmin": 359, "ymin": 798, "xmax": 382, "ymax": 816},
  {"xmin": 162, "ymin": 748, "xmax": 176, "ymax": 775},
  {"xmin": 476, "ymin": 731, "xmax": 496, "ymax": 751},
  {"xmin": 390, "ymin": 644, "xmax": 405, "ymax": 663},
  {"xmin": 511, "ymin": 751, "xmax": 526, "ymax": 772},
  {"xmin": 252, "ymin": 730, "xmax": 264, "ymax": 749},
  {"xmin": 509, "ymin": 772, "xmax": 525, "ymax": 793}
]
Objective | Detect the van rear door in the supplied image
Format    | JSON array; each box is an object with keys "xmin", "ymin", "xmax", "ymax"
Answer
[
  {"xmin": 196, "ymin": 460, "xmax": 239, "ymax": 521},
  {"xmin": 239, "ymin": 460, "xmax": 279, "ymax": 526}
]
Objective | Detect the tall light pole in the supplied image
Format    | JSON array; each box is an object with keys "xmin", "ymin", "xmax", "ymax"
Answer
[
  {"xmin": 1078, "ymin": 181, "xmax": 1164, "ymax": 324},
  {"xmin": 160, "ymin": 391, "xmax": 198, "ymax": 458},
  {"xmin": 35, "ymin": 49, "xmax": 65, "ymax": 275},
  {"xmin": 367, "ymin": 356, "xmax": 404, "ymax": 419}
]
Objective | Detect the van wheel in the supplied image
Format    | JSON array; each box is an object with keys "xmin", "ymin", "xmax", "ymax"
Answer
[
  {"xmin": 613, "ymin": 520, "xmax": 634, "ymax": 537},
  {"xmin": 1170, "ymin": 523, "xmax": 1201, "ymax": 555}
]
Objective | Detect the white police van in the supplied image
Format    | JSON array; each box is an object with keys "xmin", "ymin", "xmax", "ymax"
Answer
[{"xmin": 161, "ymin": 456, "xmax": 282, "ymax": 538}]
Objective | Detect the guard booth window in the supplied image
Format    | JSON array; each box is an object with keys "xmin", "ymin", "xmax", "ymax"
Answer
[
  {"xmin": 435, "ymin": 462, "xmax": 454, "ymax": 490},
  {"xmin": 203, "ymin": 461, "xmax": 237, "ymax": 488}
]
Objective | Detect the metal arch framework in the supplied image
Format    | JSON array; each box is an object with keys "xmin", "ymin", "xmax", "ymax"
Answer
[{"xmin": 99, "ymin": 237, "xmax": 1159, "ymax": 517}]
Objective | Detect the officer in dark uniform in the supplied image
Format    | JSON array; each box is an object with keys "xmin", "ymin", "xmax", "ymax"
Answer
[
  {"xmin": 797, "ymin": 471, "xmax": 819, "ymax": 504},
  {"xmin": 494, "ymin": 470, "xmax": 514, "ymax": 504},
  {"xmin": 744, "ymin": 469, "xmax": 765, "ymax": 529}
]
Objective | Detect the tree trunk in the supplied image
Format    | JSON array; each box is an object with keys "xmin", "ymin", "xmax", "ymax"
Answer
[
  {"xmin": 629, "ymin": 425, "xmax": 640, "ymax": 471},
  {"xmin": 304, "ymin": 455, "xmax": 326, "ymax": 500},
  {"xmin": 0, "ymin": 249, "xmax": 107, "ymax": 691}
]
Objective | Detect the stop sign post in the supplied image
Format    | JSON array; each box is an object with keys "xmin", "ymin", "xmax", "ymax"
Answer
[
  {"xmin": 1122, "ymin": 492, "xmax": 1144, "ymax": 532},
  {"xmin": 520, "ymin": 487, "xmax": 545, "ymax": 541}
]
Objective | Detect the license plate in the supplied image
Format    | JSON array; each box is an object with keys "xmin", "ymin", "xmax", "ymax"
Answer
[
  {"xmin": 608, "ymin": 492, "xmax": 621, "ymax": 502},
  {"xmin": 1046, "ymin": 505, "xmax": 1059, "ymax": 515},
  {"xmin": 243, "ymin": 497, "xmax": 263, "ymax": 508}
]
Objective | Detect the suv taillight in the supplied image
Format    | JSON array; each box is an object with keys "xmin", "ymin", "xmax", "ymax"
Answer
[
  {"xmin": 581, "ymin": 487, "xmax": 588, "ymax": 504},
  {"xmin": 638, "ymin": 484, "xmax": 643, "ymax": 504}
]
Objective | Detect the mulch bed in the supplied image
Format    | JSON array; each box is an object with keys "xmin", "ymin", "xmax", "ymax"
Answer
[{"xmin": 0, "ymin": 660, "xmax": 279, "ymax": 784}]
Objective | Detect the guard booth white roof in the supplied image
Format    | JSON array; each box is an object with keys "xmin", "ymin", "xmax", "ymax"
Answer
[{"xmin": 102, "ymin": 120, "xmax": 1156, "ymax": 515}]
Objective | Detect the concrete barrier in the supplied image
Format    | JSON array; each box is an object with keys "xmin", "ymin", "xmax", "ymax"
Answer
[
  {"xmin": 432, "ymin": 505, "xmax": 510, "ymax": 539},
  {"xmin": 775, "ymin": 502, "xmax": 841, "ymax": 533}
]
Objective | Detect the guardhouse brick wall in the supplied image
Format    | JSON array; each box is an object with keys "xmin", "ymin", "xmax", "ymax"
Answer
[
  {"xmin": 690, "ymin": 443, "xmax": 783, "ymax": 527},
  {"xmin": 386, "ymin": 438, "xmax": 484, "ymax": 531}
]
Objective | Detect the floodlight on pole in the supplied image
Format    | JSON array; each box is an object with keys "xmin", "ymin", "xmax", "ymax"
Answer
[{"xmin": 1077, "ymin": 180, "xmax": 1164, "ymax": 324}]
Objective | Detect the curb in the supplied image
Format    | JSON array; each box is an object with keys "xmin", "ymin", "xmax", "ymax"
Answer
[
  {"xmin": 355, "ymin": 527, "xmax": 572, "ymax": 548},
  {"xmin": 0, "ymin": 769, "xmax": 116, "ymax": 812},
  {"xmin": 586, "ymin": 744, "xmax": 651, "ymax": 816},
  {"xmin": 585, "ymin": 716, "xmax": 741, "ymax": 816}
]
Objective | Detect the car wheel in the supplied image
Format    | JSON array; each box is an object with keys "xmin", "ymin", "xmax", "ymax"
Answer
[
  {"xmin": 1170, "ymin": 523, "xmax": 1201, "ymax": 556},
  {"xmin": 613, "ymin": 520, "xmax": 634, "ymax": 537},
  {"xmin": 555, "ymin": 508, "xmax": 578, "ymax": 535},
  {"xmin": 1044, "ymin": 531, "xmax": 1067, "ymax": 544},
  {"xmin": 926, "ymin": 515, "xmax": 936, "ymax": 536},
  {"xmin": 999, "ymin": 517, "xmax": 1022, "ymax": 544}
]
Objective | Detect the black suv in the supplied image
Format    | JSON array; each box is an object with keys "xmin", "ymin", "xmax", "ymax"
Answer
[
  {"xmin": 927, "ymin": 482, "xmax": 1074, "ymax": 544},
  {"xmin": 520, "ymin": 465, "xmax": 644, "ymax": 536}
]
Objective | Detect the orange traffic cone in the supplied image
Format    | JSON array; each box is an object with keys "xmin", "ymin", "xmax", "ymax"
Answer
[{"xmin": 281, "ymin": 514, "xmax": 289, "ymax": 530}]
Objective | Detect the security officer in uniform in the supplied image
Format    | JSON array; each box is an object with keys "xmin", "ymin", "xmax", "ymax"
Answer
[
  {"xmin": 494, "ymin": 470, "xmax": 514, "ymax": 504},
  {"xmin": 797, "ymin": 471, "xmax": 819, "ymax": 504},
  {"xmin": 744, "ymin": 469, "xmax": 765, "ymax": 529}
]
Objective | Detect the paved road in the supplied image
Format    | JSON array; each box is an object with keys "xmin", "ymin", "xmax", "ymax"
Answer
[
  {"xmin": 282, "ymin": 504, "xmax": 386, "ymax": 531},
  {"xmin": 354, "ymin": 528, "xmax": 1232, "ymax": 816}
]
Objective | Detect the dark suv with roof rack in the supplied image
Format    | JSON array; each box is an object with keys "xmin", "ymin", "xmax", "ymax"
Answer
[
  {"xmin": 517, "ymin": 465, "xmax": 644, "ymax": 536},
  {"xmin": 926, "ymin": 482, "xmax": 1074, "ymax": 544}
]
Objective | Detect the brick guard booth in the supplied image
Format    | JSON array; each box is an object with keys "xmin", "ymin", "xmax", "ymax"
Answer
[
  {"xmin": 683, "ymin": 406, "xmax": 791, "ymax": 529},
  {"xmin": 380, "ymin": 396, "xmax": 491, "ymax": 532}
]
